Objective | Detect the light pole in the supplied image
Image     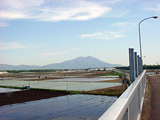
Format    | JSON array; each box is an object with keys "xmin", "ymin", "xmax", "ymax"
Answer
[{"xmin": 138, "ymin": 16, "xmax": 158, "ymax": 58}]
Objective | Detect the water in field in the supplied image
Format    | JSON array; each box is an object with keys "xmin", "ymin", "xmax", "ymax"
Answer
[
  {"xmin": 0, "ymin": 87, "xmax": 21, "ymax": 93},
  {"xmin": 0, "ymin": 77, "xmax": 15, "ymax": 80},
  {"xmin": 0, "ymin": 80, "xmax": 121, "ymax": 91},
  {"xmin": 46, "ymin": 77, "xmax": 117, "ymax": 82},
  {"xmin": 0, "ymin": 94, "xmax": 117, "ymax": 120},
  {"xmin": 0, "ymin": 73, "xmax": 121, "ymax": 91}
]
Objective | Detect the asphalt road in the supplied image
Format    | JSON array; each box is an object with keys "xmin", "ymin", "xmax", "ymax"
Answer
[{"xmin": 148, "ymin": 75, "xmax": 160, "ymax": 120}]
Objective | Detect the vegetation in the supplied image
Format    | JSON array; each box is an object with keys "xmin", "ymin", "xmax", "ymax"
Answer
[
  {"xmin": 0, "ymin": 86, "xmax": 22, "ymax": 89},
  {"xmin": 0, "ymin": 85, "xmax": 123, "ymax": 96},
  {"xmin": 97, "ymin": 70, "xmax": 122, "ymax": 76},
  {"xmin": 6, "ymin": 69, "xmax": 59, "ymax": 73},
  {"xmin": 115, "ymin": 65, "xmax": 160, "ymax": 70},
  {"xmin": 98, "ymin": 73, "xmax": 121, "ymax": 76},
  {"xmin": 115, "ymin": 66, "xmax": 129, "ymax": 70},
  {"xmin": 143, "ymin": 65, "xmax": 160, "ymax": 69}
]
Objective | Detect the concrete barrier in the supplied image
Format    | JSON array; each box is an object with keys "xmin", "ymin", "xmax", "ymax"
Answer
[{"xmin": 99, "ymin": 70, "xmax": 146, "ymax": 120}]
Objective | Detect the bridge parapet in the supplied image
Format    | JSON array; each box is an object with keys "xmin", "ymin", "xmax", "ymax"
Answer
[{"xmin": 99, "ymin": 70, "xmax": 146, "ymax": 120}]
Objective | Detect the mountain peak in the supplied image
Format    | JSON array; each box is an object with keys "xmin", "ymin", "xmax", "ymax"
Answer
[
  {"xmin": 43, "ymin": 56, "xmax": 121, "ymax": 69},
  {"xmin": 76, "ymin": 56, "xmax": 96, "ymax": 60},
  {"xmin": 86, "ymin": 56, "xmax": 94, "ymax": 58}
]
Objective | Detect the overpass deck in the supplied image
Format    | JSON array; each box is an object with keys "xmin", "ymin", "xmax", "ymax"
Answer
[{"xmin": 148, "ymin": 75, "xmax": 160, "ymax": 120}]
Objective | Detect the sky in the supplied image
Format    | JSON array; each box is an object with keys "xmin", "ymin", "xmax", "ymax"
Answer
[{"xmin": 0, "ymin": 0, "xmax": 160, "ymax": 66}]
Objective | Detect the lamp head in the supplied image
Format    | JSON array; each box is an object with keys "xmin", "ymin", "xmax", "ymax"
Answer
[{"xmin": 153, "ymin": 16, "xmax": 158, "ymax": 19}]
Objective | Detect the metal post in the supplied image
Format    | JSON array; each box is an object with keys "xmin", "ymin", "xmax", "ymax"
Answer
[
  {"xmin": 139, "ymin": 57, "xmax": 143, "ymax": 74},
  {"xmin": 141, "ymin": 58, "xmax": 143, "ymax": 72},
  {"xmin": 138, "ymin": 56, "xmax": 141, "ymax": 75},
  {"xmin": 29, "ymin": 81, "xmax": 30, "ymax": 89},
  {"xmin": 134, "ymin": 52, "xmax": 138, "ymax": 77},
  {"xmin": 129, "ymin": 48, "xmax": 135, "ymax": 82},
  {"xmin": 67, "ymin": 80, "xmax": 68, "ymax": 92},
  {"xmin": 137, "ymin": 55, "xmax": 139, "ymax": 75},
  {"xmin": 139, "ymin": 23, "xmax": 142, "ymax": 58},
  {"xmin": 138, "ymin": 16, "xmax": 158, "ymax": 58}
]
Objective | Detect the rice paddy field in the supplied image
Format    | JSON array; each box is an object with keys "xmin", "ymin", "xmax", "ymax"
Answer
[{"xmin": 0, "ymin": 70, "xmax": 123, "ymax": 120}]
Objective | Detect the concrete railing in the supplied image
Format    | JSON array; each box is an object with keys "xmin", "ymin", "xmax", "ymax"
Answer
[{"xmin": 99, "ymin": 70, "xmax": 146, "ymax": 120}]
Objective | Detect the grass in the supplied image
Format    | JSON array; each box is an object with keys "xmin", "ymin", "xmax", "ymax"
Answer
[
  {"xmin": 83, "ymin": 91, "xmax": 122, "ymax": 96},
  {"xmin": 98, "ymin": 73, "xmax": 121, "ymax": 76},
  {"xmin": 0, "ymin": 85, "xmax": 123, "ymax": 96},
  {"xmin": 0, "ymin": 85, "xmax": 22, "ymax": 89},
  {"xmin": 83, "ymin": 85, "xmax": 126, "ymax": 96}
]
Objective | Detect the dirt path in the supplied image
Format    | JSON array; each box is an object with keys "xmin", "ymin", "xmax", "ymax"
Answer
[
  {"xmin": 140, "ymin": 76, "xmax": 150, "ymax": 120},
  {"xmin": 148, "ymin": 75, "xmax": 160, "ymax": 120},
  {"xmin": 0, "ymin": 89, "xmax": 70, "ymax": 106}
]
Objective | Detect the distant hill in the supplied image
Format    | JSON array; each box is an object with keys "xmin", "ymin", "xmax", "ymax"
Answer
[
  {"xmin": 0, "ymin": 56, "xmax": 121, "ymax": 70},
  {"xmin": 0, "ymin": 64, "xmax": 41, "ymax": 70},
  {"xmin": 42, "ymin": 56, "xmax": 121, "ymax": 69}
]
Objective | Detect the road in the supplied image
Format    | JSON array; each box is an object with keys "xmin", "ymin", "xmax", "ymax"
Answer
[{"xmin": 148, "ymin": 74, "xmax": 160, "ymax": 120}]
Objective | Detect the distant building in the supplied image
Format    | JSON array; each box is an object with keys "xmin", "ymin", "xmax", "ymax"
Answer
[{"xmin": 0, "ymin": 71, "xmax": 8, "ymax": 74}]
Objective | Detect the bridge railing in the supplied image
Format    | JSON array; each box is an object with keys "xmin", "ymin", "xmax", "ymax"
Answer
[{"xmin": 99, "ymin": 70, "xmax": 146, "ymax": 120}]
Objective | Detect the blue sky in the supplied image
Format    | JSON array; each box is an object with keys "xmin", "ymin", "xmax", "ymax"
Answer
[{"xmin": 0, "ymin": 0, "xmax": 160, "ymax": 66}]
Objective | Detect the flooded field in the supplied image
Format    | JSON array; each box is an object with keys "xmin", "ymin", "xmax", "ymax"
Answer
[
  {"xmin": 46, "ymin": 77, "xmax": 117, "ymax": 82},
  {"xmin": 0, "ymin": 71, "xmax": 121, "ymax": 91},
  {"xmin": 0, "ymin": 94, "xmax": 117, "ymax": 120},
  {"xmin": 0, "ymin": 80, "xmax": 121, "ymax": 91},
  {"xmin": 0, "ymin": 71, "xmax": 122, "ymax": 119},
  {"xmin": 0, "ymin": 87, "xmax": 21, "ymax": 93}
]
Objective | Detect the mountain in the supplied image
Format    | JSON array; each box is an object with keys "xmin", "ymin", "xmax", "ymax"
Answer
[
  {"xmin": 0, "ymin": 56, "xmax": 121, "ymax": 70},
  {"xmin": 0, "ymin": 64, "xmax": 41, "ymax": 70},
  {"xmin": 43, "ymin": 56, "xmax": 121, "ymax": 69}
]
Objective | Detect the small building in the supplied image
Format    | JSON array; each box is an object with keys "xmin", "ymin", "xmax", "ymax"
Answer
[{"xmin": 0, "ymin": 71, "xmax": 8, "ymax": 74}]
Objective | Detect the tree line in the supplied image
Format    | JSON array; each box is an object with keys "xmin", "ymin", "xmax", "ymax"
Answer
[{"xmin": 116, "ymin": 65, "xmax": 160, "ymax": 70}]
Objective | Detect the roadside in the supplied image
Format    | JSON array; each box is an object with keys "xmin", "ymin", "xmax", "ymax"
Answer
[
  {"xmin": 141, "ymin": 74, "xmax": 160, "ymax": 120},
  {"xmin": 148, "ymin": 75, "xmax": 160, "ymax": 120},
  {"xmin": 140, "ymin": 76, "xmax": 150, "ymax": 120},
  {"xmin": 85, "ymin": 85, "xmax": 125, "ymax": 96}
]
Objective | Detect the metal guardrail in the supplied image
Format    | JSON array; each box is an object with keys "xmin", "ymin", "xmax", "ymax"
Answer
[{"xmin": 99, "ymin": 70, "xmax": 146, "ymax": 120}]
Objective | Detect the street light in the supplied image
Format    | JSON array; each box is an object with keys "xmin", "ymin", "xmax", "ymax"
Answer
[{"xmin": 138, "ymin": 16, "xmax": 158, "ymax": 58}]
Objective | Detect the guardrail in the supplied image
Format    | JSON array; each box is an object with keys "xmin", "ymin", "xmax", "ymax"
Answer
[{"xmin": 99, "ymin": 70, "xmax": 146, "ymax": 120}]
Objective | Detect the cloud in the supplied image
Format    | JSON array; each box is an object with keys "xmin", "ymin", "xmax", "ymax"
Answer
[
  {"xmin": 41, "ymin": 52, "xmax": 67, "ymax": 56},
  {"xmin": 80, "ymin": 31, "xmax": 124, "ymax": 40},
  {"xmin": 144, "ymin": 3, "xmax": 160, "ymax": 11},
  {"xmin": 107, "ymin": 10, "xmax": 129, "ymax": 18},
  {"xmin": 0, "ymin": 42, "xmax": 26, "ymax": 50},
  {"xmin": 0, "ymin": 0, "xmax": 44, "ymax": 9},
  {"xmin": 112, "ymin": 22, "xmax": 136, "ymax": 26},
  {"xmin": 106, "ymin": 0, "xmax": 124, "ymax": 4},
  {"xmin": 0, "ymin": 0, "xmax": 111, "ymax": 21},
  {"xmin": 0, "ymin": 11, "xmax": 27, "ymax": 19},
  {"xmin": 0, "ymin": 21, "xmax": 9, "ymax": 27}
]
